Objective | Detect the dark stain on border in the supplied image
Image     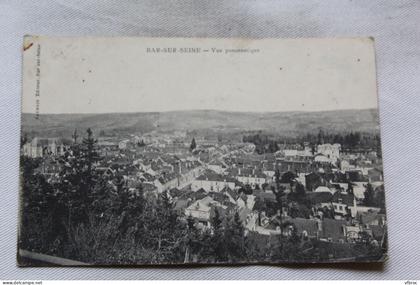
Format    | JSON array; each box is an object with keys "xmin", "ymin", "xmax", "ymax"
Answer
[{"xmin": 23, "ymin": 42, "xmax": 33, "ymax": 51}]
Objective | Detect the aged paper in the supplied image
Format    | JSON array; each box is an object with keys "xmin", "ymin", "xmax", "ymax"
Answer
[{"xmin": 19, "ymin": 36, "xmax": 386, "ymax": 266}]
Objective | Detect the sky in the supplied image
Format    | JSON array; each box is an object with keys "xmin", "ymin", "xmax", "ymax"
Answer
[{"xmin": 22, "ymin": 37, "xmax": 379, "ymax": 114}]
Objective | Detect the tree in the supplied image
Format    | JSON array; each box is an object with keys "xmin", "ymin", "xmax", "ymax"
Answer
[
  {"xmin": 239, "ymin": 184, "xmax": 253, "ymax": 195},
  {"xmin": 281, "ymin": 171, "xmax": 296, "ymax": 184},
  {"xmin": 261, "ymin": 182, "xmax": 269, "ymax": 191},
  {"xmin": 275, "ymin": 168, "xmax": 281, "ymax": 188},
  {"xmin": 190, "ymin": 137, "xmax": 197, "ymax": 151},
  {"xmin": 224, "ymin": 211, "xmax": 246, "ymax": 262},
  {"xmin": 271, "ymin": 223, "xmax": 303, "ymax": 262},
  {"xmin": 375, "ymin": 134, "xmax": 382, "ymax": 158},
  {"xmin": 268, "ymin": 141, "xmax": 279, "ymax": 153},
  {"xmin": 282, "ymin": 225, "xmax": 304, "ymax": 261},
  {"xmin": 287, "ymin": 181, "xmax": 305, "ymax": 204},
  {"xmin": 21, "ymin": 133, "xmax": 28, "ymax": 147},
  {"xmin": 253, "ymin": 196, "xmax": 267, "ymax": 226},
  {"xmin": 375, "ymin": 187, "xmax": 386, "ymax": 210},
  {"xmin": 295, "ymin": 182, "xmax": 306, "ymax": 197},
  {"xmin": 138, "ymin": 191, "xmax": 187, "ymax": 263},
  {"xmin": 19, "ymin": 156, "xmax": 59, "ymax": 254},
  {"xmin": 185, "ymin": 215, "xmax": 200, "ymax": 263},
  {"xmin": 310, "ymin": 143, "xmax": 316, "ymax": 155},
  {"xmin": 317, "ymin": 129, "xmax": 325, "ymax": 145},
  {"xmin": 209, "ymin": 207, "xmax": 226, "ymax": 262},
  {"xmin": 53, "ymin": 128, "xmax": 100, "ymax": 236},
  {"xmin": 81, "ymin": 128, "xmax": 99, "ymax": 176},
  {"xmin": 273, "ymin": 168, "xmax": 286, "ymax": 236},
  {"xmin": 363, "ymin": 183, "xmax": 375, "ymax": 206},
  {"xmin": 347, "ymin": 182, "xmax": 354, "ymax": 195},
  {"xmin": 289, "ymin": 204, "xmax": 300, "ymax": 218},
  {"xmin": 72, "ymin": 129, "xmax": 79, "ymax": 144}
]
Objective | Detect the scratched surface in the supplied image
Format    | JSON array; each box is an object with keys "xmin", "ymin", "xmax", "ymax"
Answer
[{"xmin": 1, "ymin": 0, "xmax": 420, "ymax": 280}]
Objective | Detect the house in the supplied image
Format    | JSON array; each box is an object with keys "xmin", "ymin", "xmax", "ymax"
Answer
[
  {"xmin": 245, "ymin": 194, "xmax": 256, "ymax": 210},
  {"xmin": 339, "ymin": 159, "xmax": 354, "ymax": 171},
  {"xmin": 320, "ymin": 218, "xmax": 347, "ymax": 242},
  {"xmin": 359, "ymin": 211, "xmax": 386, "ymax": 227},
  {"xmin": 321, "ymin": 192, "xmax": 355, "ymax": 218},
  {"xmin": 230, "ymin": 192, "xmax": 248, "ymax": 209},
  {"xmin": 207, "ymin": 191, "xmax": 236, "ymax": 207},
  {"xmin": 228, "ymin": 167, "xmax": 267, "ymax": 188},
  {"xmin": 184, "ymin": 196, "xmax": 226, "ymax": 227},
  {"xmin": 118, "ymin": 139, "xmax": 130, "ymax": 150},
  {"xmin": 367, "ymin": 168, "xmax": 383, "ymax": 182},
  {"xmin": 277, "ymin": 160, "xmax": 313, "ymax": 175},
  {"xmin": 333, "ymin": 192, "xmax": 355, "ymax": 213},
  {"xmin": 317, "ymin": 143, "xmax": 341, "ymax": 163},
  {"xmin": 174, "ymin": 199, "xmax": 189, "ymax": 216},
  {"xmin": 314, "ymin": 186, "xmax": 335, "ymax": 195},
  {"xmin": 369, "ymin": 225, "xmax": 386, "ymax": 242},
  {"xmin": 191, "ymin": 170, "xmax": 238, "ymax": 192},
  {"xmin": 352, "ymin": 182, "xmax": 369, "ymax": 199},
  {"xmin": 220, "ymin": 186, "xmax": 239, "ymax": 201},
  {"xmin": 283, "ymin": 149, "xmax": 298, "ymax": 157},
  {"xmin": 353, "ymin": 206, "xmax": 381, "ymax": 216},
  {"xmin": 330, "ymin": 182, "xmax": 350, "ymax": 193},
  {"xmin": 169, "ymin": 187, "xmax": 184, "ymax": 199},
  {"xmin": 156, "ymin": 171, "xmax": 179, "ymax": 192},
  {"xmin": 345, "ymin": 224, "xmax": 363, "ymax": 242},
  {"xmin": 182, "ymin": 188, "xmax": 208, "ymax": 201},
  {"xmin": 314, "ymin": 154, "xmax": 331, "ymax": 163},
  {"xmin": 207, "ymin": 159, "xmax": 227, "ymax": 174},
  {"xmin": 282, "ymin": 146, "xmax": 313, "ymax": 160}
]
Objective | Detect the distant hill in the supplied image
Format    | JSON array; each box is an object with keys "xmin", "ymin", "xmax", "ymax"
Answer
[{"xmin": 21, "ymin": 109, "xmax": 380, "ymax": 138}]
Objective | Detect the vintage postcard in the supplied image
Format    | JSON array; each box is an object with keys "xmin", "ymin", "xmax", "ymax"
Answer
[{"xmin": 19, "ymin": 36, "xmax": 387, "ymax": 266}]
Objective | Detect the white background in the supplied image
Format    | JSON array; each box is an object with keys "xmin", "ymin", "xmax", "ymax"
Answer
[{"xmin": 1, "ymin": 0, "xmax": 419, "ymax": 280}]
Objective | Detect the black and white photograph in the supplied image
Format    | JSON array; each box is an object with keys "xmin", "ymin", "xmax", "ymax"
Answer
[{"xmin": 18, "ymin": 36, "xmax": 387, "ymax": 266}]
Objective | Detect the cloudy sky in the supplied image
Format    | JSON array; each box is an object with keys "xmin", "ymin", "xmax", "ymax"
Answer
[{"xmin": 22, "ymin": 37, "xmax": 378, "ymax": 114}]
